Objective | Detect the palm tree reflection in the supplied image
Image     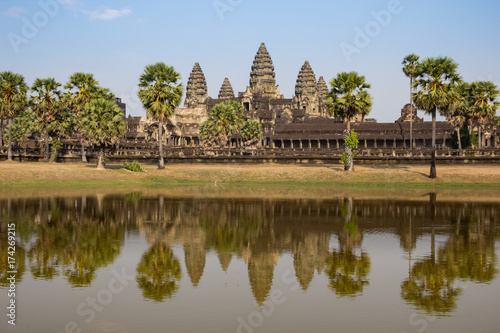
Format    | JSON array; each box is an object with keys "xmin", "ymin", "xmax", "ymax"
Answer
[
  {"xmin": 325, "ymin": 198, "xmax": 371, "ymax": 298},
  {"xmin": 136, "ymin": 195, "xmax": 182, "ymax": 302},
  {"xmin": 136, "ymin": 242, "xmax": 182, "ymax": 302},
  {"xmin": 401, "ymin": 194, "xmax": 498, "ymax": 314}
]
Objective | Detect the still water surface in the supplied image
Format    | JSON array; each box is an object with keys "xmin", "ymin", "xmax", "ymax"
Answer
[{"xmin": 1, "ymin": 188, "xmax": 499, "ymax": 333}]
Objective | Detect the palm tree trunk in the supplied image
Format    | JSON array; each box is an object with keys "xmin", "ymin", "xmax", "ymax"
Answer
[
  {"xmin": 80, "ymin": 138, "xmax": 87, "ymax": 163},
  {"xmin": 457, "ymin": 127, "xmax": 463, "ymax": 156},
  {"xmin": 49, "ymin": 146, "xmax": 57, "ymax": 162},
  {"xmin": 96, "ymin": 147, "xmax": 105, "ymax": 170},
  {"xmin": 44, "ymin": 131, "xmax": 50, "ymax": 162},
  {"xmin": 7, "ymin": 118, "xmax": 13, "ymax": 161},
  {"xmin": 430, "ymin": 108, "xmax": 437, "ymax": 179},
  {"xmin": 345, "ymin": 120, "xmax": 353, "ymax": 172},
  {"xmin": 0, "ymin": 118, "xmax": 3, "ymax": 154},
  {"xmin": 478, "ymin": 126, "xmax": 482, "ymax": 149},
  {"xmin": 158, "ymin": 121, "xmax": 165, "ymax": 169},
  {"xmin": 409, "ymin": 76, "xmax": 413, "ymax": 150}
]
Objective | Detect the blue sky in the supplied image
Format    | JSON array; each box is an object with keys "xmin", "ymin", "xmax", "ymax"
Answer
[{"xmin": 1, "ymin": 0, "xmax": 500, "ymax": 122}]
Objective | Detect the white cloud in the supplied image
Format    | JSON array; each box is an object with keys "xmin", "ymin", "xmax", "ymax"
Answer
[
  {"xmin": 83, "ymin": 8, "xmax": 132, "ymax": 20},
  {"xmin": 1, "ymin": 7, "xmax": 24, "ymax": 17}
]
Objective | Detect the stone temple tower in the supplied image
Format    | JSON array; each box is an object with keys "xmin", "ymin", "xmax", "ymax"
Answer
[
  {"xmin": 294, "ymin": 60, "xmax": 320, "ymax": 117},
  {"xmin": 185, "ymin": 62, "xmax": 207, "ymax": 108},
  {"xmin": 317, "ymin": 76, "xmax": 329, "ymax": 117},
  {"xmin": 218, "ymin": 77, "xmax": 235, "ymax": 101},
  {"xmin": 248, "ymin": 42, "xmax": 280, "ymax": 98}
]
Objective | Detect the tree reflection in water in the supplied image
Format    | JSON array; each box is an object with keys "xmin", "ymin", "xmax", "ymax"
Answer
[
  {"xmin": 401, "ymin": 194, "xmax": 498, "ymax": 314},
  {"xmin": 136, "ymin": 195, "xmax": 182, "ymax": 302},
  {"xmin": 11, "ymin": 196, "xmax": 126, "ymax": 287},
  {"xmin": 136, "ymin": 242, "xmax": 182, "ymax": 302},
  {"xmin": 325, "ymin": 198, "xmax": 371, "ymax": 298},
  {"xmin": 0, "ymin": 198, "xmax": 27, "ymax": 286}
]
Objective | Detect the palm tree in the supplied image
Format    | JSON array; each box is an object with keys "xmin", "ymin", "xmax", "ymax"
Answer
[
  {"xmin": 78, "ymin": 99, "xmax": 125, "ymax": 169},
  {"xmin": 199, "ymin": 100, "xmax": 246, "ymax": 147},
  {"xmin": 468, "ymin": 81, "xmax": 499, "ymax": 149},
  {"xmin": 64, "ymin": 72, "xmax": 111, "ymax": 163},
  {"xmin": 447, "ymin": 83, "xmax": 470, "ymax": 155},
  {"xmin": 0, "ymin": 71, "xmax": 28, "ymax": 161},
  {"xmin": 31, "ymin": 78, "xmax": 62, "ymax": 162},
  {"xmin": 402, "ymin": 54, "xmax": 420, "ymax": 149},
  {"xmin": 138, "ymin": 63, "xmax": 183, "ymax": 169},
  {"xmin": 327, "ymin": 72, "xmax": 372, "ymax": 171},
  {"xmin": 413, "ymin": 57, "xmax": 461, "ymax": 179},
  {"xmin": 240, "ymin": 119, "xmax": 263, "ymax": 147}
]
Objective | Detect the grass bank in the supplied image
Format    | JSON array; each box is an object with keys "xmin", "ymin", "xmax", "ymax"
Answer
[{"xmin": 1, "ymin": 161, "xmax": 500, "ymax": 190}]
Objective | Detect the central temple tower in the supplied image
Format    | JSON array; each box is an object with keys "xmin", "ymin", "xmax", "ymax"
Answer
[
  {"xmin": 239, "ymin": 43, "xmax": 283, "ymax": 117},
  {"xmin": 248, "ymin": 43, "xmax": 280, "ymax": 98}
]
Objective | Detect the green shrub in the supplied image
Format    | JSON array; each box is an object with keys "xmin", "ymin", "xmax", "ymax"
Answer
[
  {"xmin": 341, "ymin": 152, "xmax": 349, "ymax": 166},
  {"xmin": 124, "ymin": 161, "xmax": 144, "ymax": 172},
  {"xmin": 450, "ymin": 127, "xmax": 475, "ymax": 149}
]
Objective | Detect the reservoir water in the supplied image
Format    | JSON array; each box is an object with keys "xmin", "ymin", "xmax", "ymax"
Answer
[{"xmin": 1, "ymin": 187, "xmax": 499, "ymax": 333}]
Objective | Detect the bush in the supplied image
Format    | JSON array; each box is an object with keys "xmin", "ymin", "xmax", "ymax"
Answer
[
  {"xmin": 450, "ymin": 127, "xmax": 475, "ymax": 149},
  {"xmin": 124, "ymin": 161, "xmax": 144, "ymax": 172}
]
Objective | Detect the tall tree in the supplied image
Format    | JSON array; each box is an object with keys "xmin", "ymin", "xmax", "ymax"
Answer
[
  {"xmin": 467, "ymin": 81, "xmax": 499, "ymax": 149},
  {"xmin": 64, "ymin": 73, "xmax": 112, "ymax": 163},
  {"xmin": 2, "ymin": 108, "xmax": 37, "ymax": 147},
  {"xmin": 0, "ymin": 71, "xmax": 28, "ymax": 161},
  {"xmin": 327, "ymin": 72, "xmax": 372, "ymax": 171},
  {"xmin": 413, "ymin": 57, "xmax": 461, "ymax": 178},
  {"xmin": 138, "ymin": 62, "xmax": 183, "ymax": 169},
  {"xmin": 199, "ymin": 100, "xmax": 246, "ymax": 147},
  {"xmin": 447, "ymin": 83, "xmax": 471, "ymax": 154},
  {"xmin": 402, "ymin": 54, "xmax": 420, "ymax": 149},
  {"xmin": 31, "ymin": 78, "xmax": 62, "ymax": 162},
  {"xmin": 78, "ymin": 98, "xmax": 125, "ymax": 169}
]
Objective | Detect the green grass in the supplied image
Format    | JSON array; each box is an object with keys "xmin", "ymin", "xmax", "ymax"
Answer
[
  {"xmin": 3, "ymin": 176, "xmax": 500, "ymax": 191},
  {"xmin": 142, "ymin": 177, "xmax": 500, "ymax": 190}
]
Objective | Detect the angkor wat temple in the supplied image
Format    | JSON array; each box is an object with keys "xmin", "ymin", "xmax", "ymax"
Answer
[
  {"xmin": 123, "ymin": 42, "xmax": 498, "ymax": 150},
  {"xmin": 1, "ymin": 43, "xmax": 498, "ymax": 163}
]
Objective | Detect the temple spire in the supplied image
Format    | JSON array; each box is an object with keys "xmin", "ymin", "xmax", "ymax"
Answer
[
  {"xmin": 317, "ymin": 76, "xmax": 329, "ymax": 116},
  {"xmin": 294, "ymin": 61, "xmax": 320, "ymax": 116},
  {"xmin": 295, "ymin": 60, "xmax": 317, "ymax": 97},
  {"xmin": 185, "ymin": 62, "xmax": 207, "ymax": 108},
  {"xmin": 218, "ymin": 77, "xmax": 235, "ymax": 100},
  {"xmin": 249, "ymin": 42, "xmax": 279, "ymax": 97}
]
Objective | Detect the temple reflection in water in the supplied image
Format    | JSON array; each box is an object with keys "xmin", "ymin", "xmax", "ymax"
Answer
[{"xmin": 0, "ymin": 191, "xmax": 498, "ymax": 317}]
